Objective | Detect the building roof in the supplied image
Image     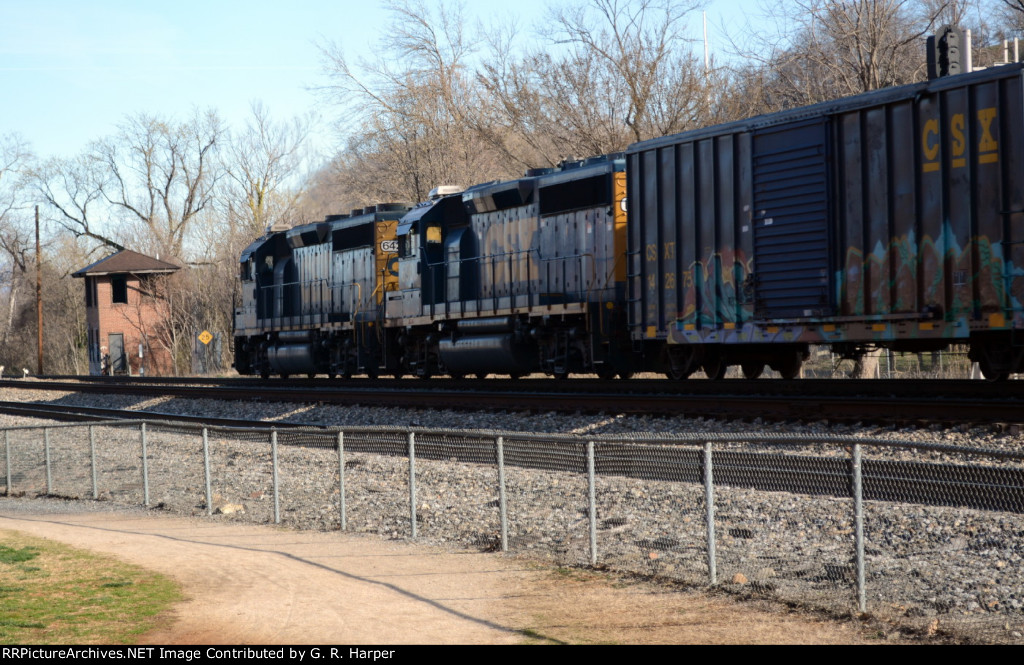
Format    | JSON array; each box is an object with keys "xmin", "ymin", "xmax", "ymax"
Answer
[{"xmin": 72, "ymin": 249, "xmax": 182, "ymax": 278}]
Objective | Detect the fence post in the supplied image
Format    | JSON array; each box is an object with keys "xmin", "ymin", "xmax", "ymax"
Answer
[
  {"xmin": 43, "ymin": 428, "xmax": 52, "ymax": 494},
  {"xmin": 496, "ymin": 436, "xmax": 508, "ymax": 552},
  {"xmin": 271, "ymin": 429, "xmax": 280, "ymax": 524},
  {"xmin": 89, "ymin": 425, "xmax": 98, "ymax": 500},
  {"xmin": 337, "ymin": 431, "xmax": 346, "ymax": 531},
  {"xmin": 853, "ymin": 443, "xmax": 866, "ymax": 613},
  {"xmin": 203, "ymin": 428, "xmax": 213, "ymax": 516},
  {"xmin": 704, "ymin": 441, "xmax": 717, "ymax": 585},
  {"xmin": 141, "ymin": 422, "xmax": 150, "ymax": 507},
  {"xmin": 4, "ymin": 430, "xmax": 10, "ymax": 496},
  {"xmin": 408, "ymin": 431, "xmax": 417, "ymax": 539},
  {"xmin": 587, "ymin": 440, "xmax": 598, "ymax": 566}
]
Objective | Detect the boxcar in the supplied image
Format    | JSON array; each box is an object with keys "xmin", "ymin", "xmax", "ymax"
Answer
[{"xmin": 627, "ymin": 63, "xmax": 1024, "ymax": 380}]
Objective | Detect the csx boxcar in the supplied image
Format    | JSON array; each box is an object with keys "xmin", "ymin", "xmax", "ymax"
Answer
[{"xmin": 628, "ymin": 62, "xmax": 1024, "ymax": 380}]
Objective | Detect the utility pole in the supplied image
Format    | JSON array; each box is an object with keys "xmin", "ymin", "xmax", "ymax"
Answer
[{"xmin": 35, "ymin": 205, "xmax": 43, "ymax": 375}]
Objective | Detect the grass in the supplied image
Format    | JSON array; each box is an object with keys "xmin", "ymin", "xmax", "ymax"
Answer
[{"xmin": 0, "ymin": 529, "xmax": 182, "ymax": 644}]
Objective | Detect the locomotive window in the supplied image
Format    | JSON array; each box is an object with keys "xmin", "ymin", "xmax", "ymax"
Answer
[
  {"xmin": 426, "ymin": 224, "xmax": 442, "ymax": 244},
  {"xmin": 539, "ymin": 175, "xmax": 610, "ymax": 216},
  {"xmin": 332, "ymin": 224, "xmax": 374, "ymax": 250}
]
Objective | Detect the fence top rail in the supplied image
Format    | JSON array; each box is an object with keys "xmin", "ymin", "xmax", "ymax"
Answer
[
  {"xmin": 0, "ymin": 420, "xmax": 137, "ymax": 433},
  {"xmin": 5, "ymin": 417, "xmax": 1018, "ymax": 463}
]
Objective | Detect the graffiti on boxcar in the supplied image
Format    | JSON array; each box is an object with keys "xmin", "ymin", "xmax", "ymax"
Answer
[{"xmin": 840, "ymin": 223, "xmax": 1010, "ymax": 325}]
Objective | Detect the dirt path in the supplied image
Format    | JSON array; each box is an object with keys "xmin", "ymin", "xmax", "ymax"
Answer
[{"xmin": 0, "ymin": 501, "xmax": 897, "ymax": 644}]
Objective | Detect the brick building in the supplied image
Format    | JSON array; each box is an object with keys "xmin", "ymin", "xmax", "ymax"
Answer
[{"xmin": 72, "ymin": 250, "xmax": 181, "ymax": 376}]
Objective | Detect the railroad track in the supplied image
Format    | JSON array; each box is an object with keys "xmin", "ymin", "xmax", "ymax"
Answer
[
  {"xmin": 1, "ymin": 377, "xmax": 1023, "ymax": 425},
  {"xmin": 2, "ymin": 400, "xmax": 1022, "ymax": 515}
]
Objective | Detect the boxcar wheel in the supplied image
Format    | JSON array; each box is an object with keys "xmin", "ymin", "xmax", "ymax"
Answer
[
  {"xmin": 978, "ymin": 356, "xmax": 1010, "ymax": 382},
  {"xmin": 741, "ymin": 362, "xmax": 765, "ymax": 379},
  {"xmin": 701, "ymin": 355, "xmax": 726, "ymax": 380},
  {"xmin": 773, "ymin": 352, "xmax": 804, "ymax": 380},
  {"xmin": 665, "ymin": 347, "xmax": 696, "ymax": 380}
]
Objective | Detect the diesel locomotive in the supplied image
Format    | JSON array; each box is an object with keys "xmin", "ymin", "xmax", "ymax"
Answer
[{"xmin": 235, "ymin": 62, "xmax": 1024, "ymax": 381}]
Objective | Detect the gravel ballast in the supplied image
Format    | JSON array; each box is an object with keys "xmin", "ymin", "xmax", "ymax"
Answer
[{"xmin": 2, "ymin": 383, "xmax": 1023, "ymax": 644}]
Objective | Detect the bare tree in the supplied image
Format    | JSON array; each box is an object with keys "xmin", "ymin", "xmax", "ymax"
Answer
[
  {"xmin": 320, "ymin": 0, "xmax": 504, "ymax": 203},
  {"xmin": 94, "ymin": 111, "xmax": 225, "ymax": 261},
  {"xmin": 730, "ymin": 0, "xmax": 946, "ymax": 113},
  {"xmin": 477, "ymin": 0, "xmax": 710, "ymax": 166},
  {"xmin": 224, "ymin": 102, "xmax": 315, "ymax": 239},
  {"xmin": 1000, "ymin": 0, "xmax": 1024, "ymax": 31},
  {"xmin": 33, "ymin": 110, "xmax": 224, "ymax": 262},
  {"xmin": 32, "ymin": 153, "xmax": 122, "ymax": 253},
  {"xmin": 544, "ymin": 0, "xmax": 707, "ymax": 143},
  {"xmin": 0, "ymin": 134, "xmax": 36, "ymax": 362}
]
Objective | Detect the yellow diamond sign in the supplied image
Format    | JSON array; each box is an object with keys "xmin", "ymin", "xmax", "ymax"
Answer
[{"xmin": 198, "ymin": 330, "xmax": 213, "ymax": 345}]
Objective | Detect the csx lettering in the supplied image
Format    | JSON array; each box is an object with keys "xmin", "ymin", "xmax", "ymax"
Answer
[
  {"xmin": 663, "ymin": 242, "xmax": 676, "ymax": 260},
  {"xmin": 922, "ymin": 118, "xmax": 940, "ymax": 171},
  {"xmin": 978, "ymin": 107, "xmax": 998, "ymax": 163},
  {"xmin": 646, "ymin": 244, "xmax": 658, "ymax": 261},
  {"xmin": 951, "ymin": 113, "xmax": 966, "ymax": 168},
  {"xmin": 922, "ymin": 107, "xmax": 998, "ymax": 172}
]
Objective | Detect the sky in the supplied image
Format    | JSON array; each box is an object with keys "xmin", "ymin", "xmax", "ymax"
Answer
[{"xmin": 0, "ymin": 0, "xmax": 747, "ymax": 163}]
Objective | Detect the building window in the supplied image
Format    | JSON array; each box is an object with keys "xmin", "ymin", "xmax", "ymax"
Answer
[{"xmin": 111, "ymin": 275, "xmax": 128, "ymax": 304}]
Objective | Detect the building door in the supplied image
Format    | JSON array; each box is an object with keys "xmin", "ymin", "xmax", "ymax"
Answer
[{"xmin": 108, "ymin": 333, "xmax": 127, "ymax": 374}]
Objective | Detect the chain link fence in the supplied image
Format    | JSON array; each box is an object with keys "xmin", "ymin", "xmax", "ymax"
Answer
[{"xmin": 2, "ymin": 420, "xmax": 1023, "ymax": 644}]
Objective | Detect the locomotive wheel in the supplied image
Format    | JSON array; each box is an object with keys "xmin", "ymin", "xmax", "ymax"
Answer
[
  {"xmin": 475, "ymin": 373, "xmax": 489, "ymax": 380},
  {"xmin": 617, "ymin": 371, "xmax": 634, "ymax": 380},
  {"xmin": 307, "ymin": 372, "xmax": 316, "ymax": 379},
  {"xmin": 595, "ymin": 364, "xmax": 617, "ymax": 380},
  {"xmin": 741, "ymin": 362, "xmax": 765, "ymax": 379},
  {"xmin": 365, "ymin": 367, "xmax": 379, "ymax": 379},
  {"xmin": 260, "ymin": 370, "xmax": 270, "ymax": 380}
]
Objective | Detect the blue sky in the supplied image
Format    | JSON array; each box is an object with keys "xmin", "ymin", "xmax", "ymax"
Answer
[{"xmin": 1, "ymin": 0, "xmax": 746, "ymax": 161}]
